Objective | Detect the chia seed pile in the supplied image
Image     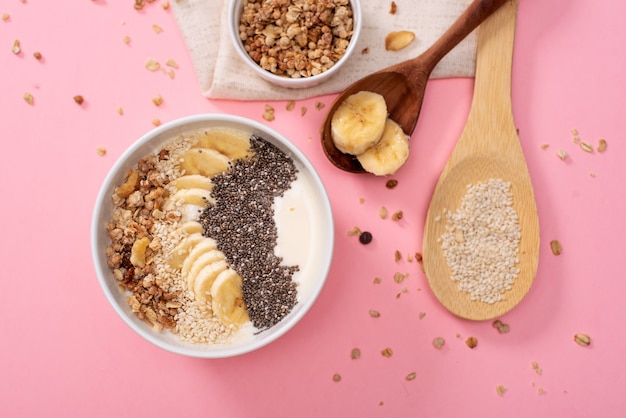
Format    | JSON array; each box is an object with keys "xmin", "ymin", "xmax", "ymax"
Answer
[{"xmin": 199, "ymin": 135, "xmax": 300, "ymax": 330}]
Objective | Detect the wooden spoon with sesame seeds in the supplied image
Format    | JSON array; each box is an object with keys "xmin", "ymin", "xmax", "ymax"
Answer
[
  {"xmin": 321, "ymin": 0, "xmax": 509, "ymax": 173},
  {"xmin": 422, "ymin": 0, "xmax": 539, "ymax": 321}
]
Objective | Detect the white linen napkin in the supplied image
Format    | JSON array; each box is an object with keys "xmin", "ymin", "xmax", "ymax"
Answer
[{"xmin": 171, "ymin": 0, "xmax": 476, "ymax": 101}]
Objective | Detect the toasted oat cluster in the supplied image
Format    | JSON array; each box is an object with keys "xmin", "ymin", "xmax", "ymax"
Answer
[{"xmin": 238, "ymin": 0, "xmax": 354, "ymax": 78}]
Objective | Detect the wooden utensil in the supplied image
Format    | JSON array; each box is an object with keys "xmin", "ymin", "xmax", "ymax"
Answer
[
  {"xmin": 321, "ymin": 0, "xmax": 509, "ymax": 173},
  {"xmin": 422, "ymin": 0, "xmax": 539, "ymax": 321}
]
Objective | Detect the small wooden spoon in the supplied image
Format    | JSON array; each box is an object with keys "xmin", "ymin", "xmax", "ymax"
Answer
[
  {"xmin": 321, "ymin": 0, "xmax": 509, "ymax": 173},
  {"xmin": 422, "ymin": 0, "xmax": 539, "ymax": 321}
]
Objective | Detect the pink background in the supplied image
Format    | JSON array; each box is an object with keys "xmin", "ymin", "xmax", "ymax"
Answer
[{"xmin": 1, "ymin": 0, "xmax": 624, "ymax": 417}]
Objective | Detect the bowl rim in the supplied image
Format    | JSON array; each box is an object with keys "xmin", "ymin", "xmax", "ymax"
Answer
[
  {"xmin": 91, "ymin": 113, "xmax": 335, "ymax": 358},
  {"xmin": 227, "ymin": 0, "xmax": 363, "ymax": 87}
]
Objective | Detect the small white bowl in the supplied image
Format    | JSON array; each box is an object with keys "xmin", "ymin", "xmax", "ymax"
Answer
[
  {"xmin": 91, "ymin": 114, "xmax": 334, "ymax": 358},
  {"xmin": 228, "ymin": 0, "xmax": 362, "ymax": 89}
]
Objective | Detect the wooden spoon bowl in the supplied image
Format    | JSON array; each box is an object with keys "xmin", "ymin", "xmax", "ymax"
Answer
[
  {"xmin": 422, "ymin": 0, "xmax": 539, "ymax": 321},
  {"xmin": 321, "ymin": 0, "xmax": 509, "ymax": 173}
]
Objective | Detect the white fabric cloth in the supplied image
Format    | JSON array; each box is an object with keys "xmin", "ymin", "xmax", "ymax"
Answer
[{"xmin": 171, "ymin": 0, "xmax": 476, "ymax": 100}]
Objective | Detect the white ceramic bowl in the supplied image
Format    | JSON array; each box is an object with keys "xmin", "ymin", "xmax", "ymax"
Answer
[
  {"xmin": 228, "ymin": 0, "xmax": 362, "ymax": 89},
  {"xmin": 91, "ymin": 114, "xmax": 334, "ymax": 358}
]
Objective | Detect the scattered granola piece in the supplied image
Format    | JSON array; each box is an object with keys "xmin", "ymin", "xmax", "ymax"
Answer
[
  {"xmin": 537, "ymin": 387, "xmax": 546, "ymax": 395},
  {"xmin": 151, "ymin": 118, "xmax": 161, "ymax": 126},
  {"xmin": 123, "ymin": 35, "xmax": 131, "ymax": 44},
  {"xmin": 23, "ymin": 92, "xmax": 34, "ymax": 105},
  {"xmin": 590, "ymin": 172, "xmax": 596, "ymax": 178},
  {"xmin": 166, "ymin": 69, "xmax": 175, "ymax": 79},
  {"xmin": 2, "ymin": 13, "xmax": 10, "ymax": 21},
  {"xmin": 347, "ymin": 226, "xmax": 361, "ymax": 236},
  {"xmin": 12, "ymin": 39, "xmax": 21, "ymax": 54},
  {"xmin": 597, "ymin": 138, "xmax": 607, "ymax": 152},
  {"xmin": 145, "ymin": 59, "xmax": 160, "ymax": 71},
  {"xmin": 433, "ymin": 337, "xmax": 445, "ymax": 349},
  {"xmin": 33, "ymin": 51, "xmax": 42, "ymax": 60},
  {"xmin": 300, "ymin": 106, "xmax": 307, "ymax": 117},
  {"xmin": 579, "ymin": 142, "xmax": 593, "ymax": 153},
  {"xmin": 532, "ymin": 361, "xmax": 542, "ymax": 375},
  {"xmin": 152, "ymin": 24, "xmax": 163, "ymax": 34},
  {"xmin": 389, "ymin": 1, "xmax": 397, "ymax": 14},
  {"xmin": 418, "ymin": 312, "xmax": 426, "ymax": 320},
  {"xmin": 96, "ymin": 147, "xmax": 107, "ymax": 156},
  {"xmin": 166, "ymin": 58, "xmax": 178, "ymax": 68},
  {"xmin": 540, "ymin": 143, "xmax": 549, "ymax": 150},
  {"xmin": 262, "ymin": 104, "xmax": 275, "ymax": 121},
  {"xmin": 373, "ymin": 277, "xmax": 382, "ymax": 284},
  {"xmin": 391, "ymin": 210, "xmax": 403, "ymax": 221},
  {"xmin": 574, "ymin": 333, "xmax": 591, "ymax": 347},
  {"xmin": 286, "ymin": 100, "xmax": 296, "ymax": 111},
  {"xmin": 496, "ymin": 385, "xmax": 507, "ymax": 396},
  {"xmin": 385, "ymin": 31, "xmax": 415, "ymax": 51},
  {"xmin": 556, "ymin": 149, "xmax": 567, "ymax": 160},
  {"xmin": 465, "ymin": 336, "xmax": 478, "ymax": 349},
  {"xmin": 393, "ymin": 272, "xmax": 407, "ymax": 283},
  {"xmin": 73, "ymin": 95, "xmax": 84, "ymax": 105},
  {"xmin": 369, "ymin": 309, "xmax": 381, "ymax": 318},
  {"xmin": 570, "ymin": 128, "xmax": 580, "ymax": 143},
  {"xmin": 332, "ymin": 373, "xmax": 341, "ymax": 382},
  {"xmin": 161, "ymin": 1, "xmax": 170, "ymax": 10},
  {"xmin": 394, "ymin": 250, "xmax": 402, "ymax": 262},
  {"xmin": 315, "ymin": 101, "xmax": 325, "ymax": 111},
  {"xmin": 134, "ymin": 0, "xmax": 145, "ymax": 10},
  {"xmin": 351, "ymin": 348, "xmax": 361, "ymax": 360},
  {"xmin": 381, "ymin": 347, "xmax": 393, "ymax": 358},
  {"xmin": 405, "ymin": 372, "xmax": 417, "ymax": 381},
  {"xmin": 549, "ymin": 240, "xmax": 562, "ymax": 255},
  {"xmin": 152, "ymin": 95, "xmax": 163, "ymax": 106},
  {"xmin": 361, "ymin": 47, "xmax": 369, "ymax": 54},
  {"xmin": 379, "ymin": 206, "xmax": 388, "ymax": 219},
  {"xmin": 414, "ymin": 252, "xmax": 423, "ymax": 262},
  {"xmin": 116, "ymin": 107, "xmax": 124, "ymax": 115}
]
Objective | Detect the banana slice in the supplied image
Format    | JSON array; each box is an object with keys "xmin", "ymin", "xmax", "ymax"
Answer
[
  {"xmin": 168, "ymin": 233, "xmax": 206, "ymax": 268},
  {"xmin": 211, "ymin": 269, "xmax": 250, "ymax": 326},
  {"xmin": 183, "ymin": 250, "xmax": 225, "ymax": 289},
  {"xmin": 170, "ymin": 174, "xmax": 214, "ymax": 192},
  {"xmin": 331, "ymin": 91, "xmax": 388, "ymax": 155},
  {"xmin": 356, "ymin": 119, "xmax": 410, "ymax": 176},
  {"xmin": 168, "ymin": 188, "xmax": 215, "ymax": 207},
  {"xmin": 179, "ymin": 148, "xmax": 231, "ymax": 178},
  {"xmin": 191, "ymin": 128, "xmax": 252, "ymax": 160},
  {"xmin": 192, "ymin": 260, "xmax": 229, "ymax": 303},
  {"xmin": 178, "ymin": 221, "xmax": 203, "ymax": 235}
]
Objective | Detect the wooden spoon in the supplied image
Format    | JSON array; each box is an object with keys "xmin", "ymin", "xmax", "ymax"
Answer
[
  {"xmin": 321, "ymin": 0, "xmax": 509, "ymax": 173},
  {"xmin": 422, "ymin": 0, "xmax": 539, "ymax": 321}
]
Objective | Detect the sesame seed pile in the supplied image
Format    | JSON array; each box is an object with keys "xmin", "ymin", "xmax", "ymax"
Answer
[
  {"xmin": 199, "ymin": 135, "xmax": 300, "ymax": 331},
  {"xmin": 439, "ymin": 178, "xmax": 521, "ymax": 304}
]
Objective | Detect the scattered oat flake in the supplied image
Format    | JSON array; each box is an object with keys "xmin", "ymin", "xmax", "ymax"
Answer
[
  {"xmin": 161, "ymin": 1, "xmax": 170, "ymax": 10},
  {"xmin": 405, "ymin": 372, "xmax": 417, "ymax": 381},
  {"xmin": 574, "ymin": 333, "xmax": 591, "ymax": 347},
  {"xmin": 23, "ymin": 92, "xmax": 34, "ymax": 105},
  {"xmin": 263, "ymin": 104, "xmax": 275, "ymax": 121},
  {"xmin": 556, "ymin": 149, "xmax": 567, "ymax": 160},
  {"xmin": 550, "ymin": 240, "xmax": 562, "ymax": 256},
  {"xmin": 492, "ymin": 319, "xmax": 510, "ymax": 334},
  {"xmin": 96, "ymin": 147, "xmax": 107, "ymax": 156},
  {"xmin": 540, "ymin": 143, "xmax": 549, "ymax": 150},
  {"xmin": 393, "ymin": 272, "xmax": 407, "ymax": 283},
  {"xmin": 597, "ymin": 138, "xmax": 607, "ymax": 152},
  {"xmin": 300, "ymin": 106, "xmax": 307, "ymax": 116},
  {"xmin": 2, "ymin": 13, "xmax": 10, "ymax": 21},
  {"xmin": 496, "ymin": 385, "xmax": 507, "ymax": 396},
  {"xmin": 145, "ymin": 59, "xmax": 160, "ymax": 71},
  {"xmin": 315, "ymin": 101, "xmax": 325, "ymax": 111},
  {"xmin": 123, "ymin": 35, "xmax": 131, "ymax": 44},
  {"xmin": 373, "ymin": 277, "xmax": 382, "ymax": 284},
  {"xmin": 151, "ymin": 118, "xmax": 161, "ymax": 126},
  {"xmin": 381, "ymin": 347, "xmax": 393, "ymax": 357},
  {"xmin": 166, "ymin": 69, "xmax": 175, "ymax": 79},
  {"xmin": 351, "ymin": 348, "xmax": 361, "ymax": 360},
  {"xmin": 152, "ymin": 24, "xmax": 163, "ymax": 33},
  {"xmin": 532, "ymin": 361, "xmax": 542, "ymax": 375},
  {"xmin": 12, "ymin": 39, "xmax": 21, "ymax": 54},
  {"xmin": 537, "ymin": 387, "xmax": 546, "ymax": 395},
  {"xmin": 347, "ymin": 226, "xmax": 361, "ymax": 236},
  {"xmin": 418, "ymin": 312, "xmax": 426, "ymax": 320},
  {"xmin": 286, "ymin": 100, "xmax": 296, "ymax": 111},
  {"xmin": 369, "ymin": 309, "xmax": 381, "ymax": 318},
  {"xmin": 394, "ymin": 250, "xmax": 402, "ymax": 262},
  {"xmin": 433, "ymin": 337, "xmax": 445, "ymax": 349},
  {"xmin": 579, "ymin": 142, "xmax": 593, "ymax": 153},
  {"xmin": 590, "ymin": 172, "xmax": 596, "ymax": 178},
  {"xmin": 116, "ymin": 107, "xmax": 124, "ymax": 115},
  {"xmin": 166, "ymin": 58, "xmax": 178, "ymax": 68},
  {"xmin": 152, "ymin": 95, "xmax": 163, "ymax": 106},
  {"xmin": 332, "ymin": 373, "xmax": 341, "ymax": 382},
  {"xmin": 74, "ymin": 95, "xmax": 84, "ymax": 105},
  {"xmin": 389, "ymin": 1, "xmax": 397, "ymax": 14},
  {"xmin": 379, "ymin": 206, "xmax": 388, "ymax": 219}
]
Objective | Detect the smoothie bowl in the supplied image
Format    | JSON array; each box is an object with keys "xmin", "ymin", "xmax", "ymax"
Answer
[{"xmin": 91, "ymin": 114, "xmax": 334, "ymax": 358}]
